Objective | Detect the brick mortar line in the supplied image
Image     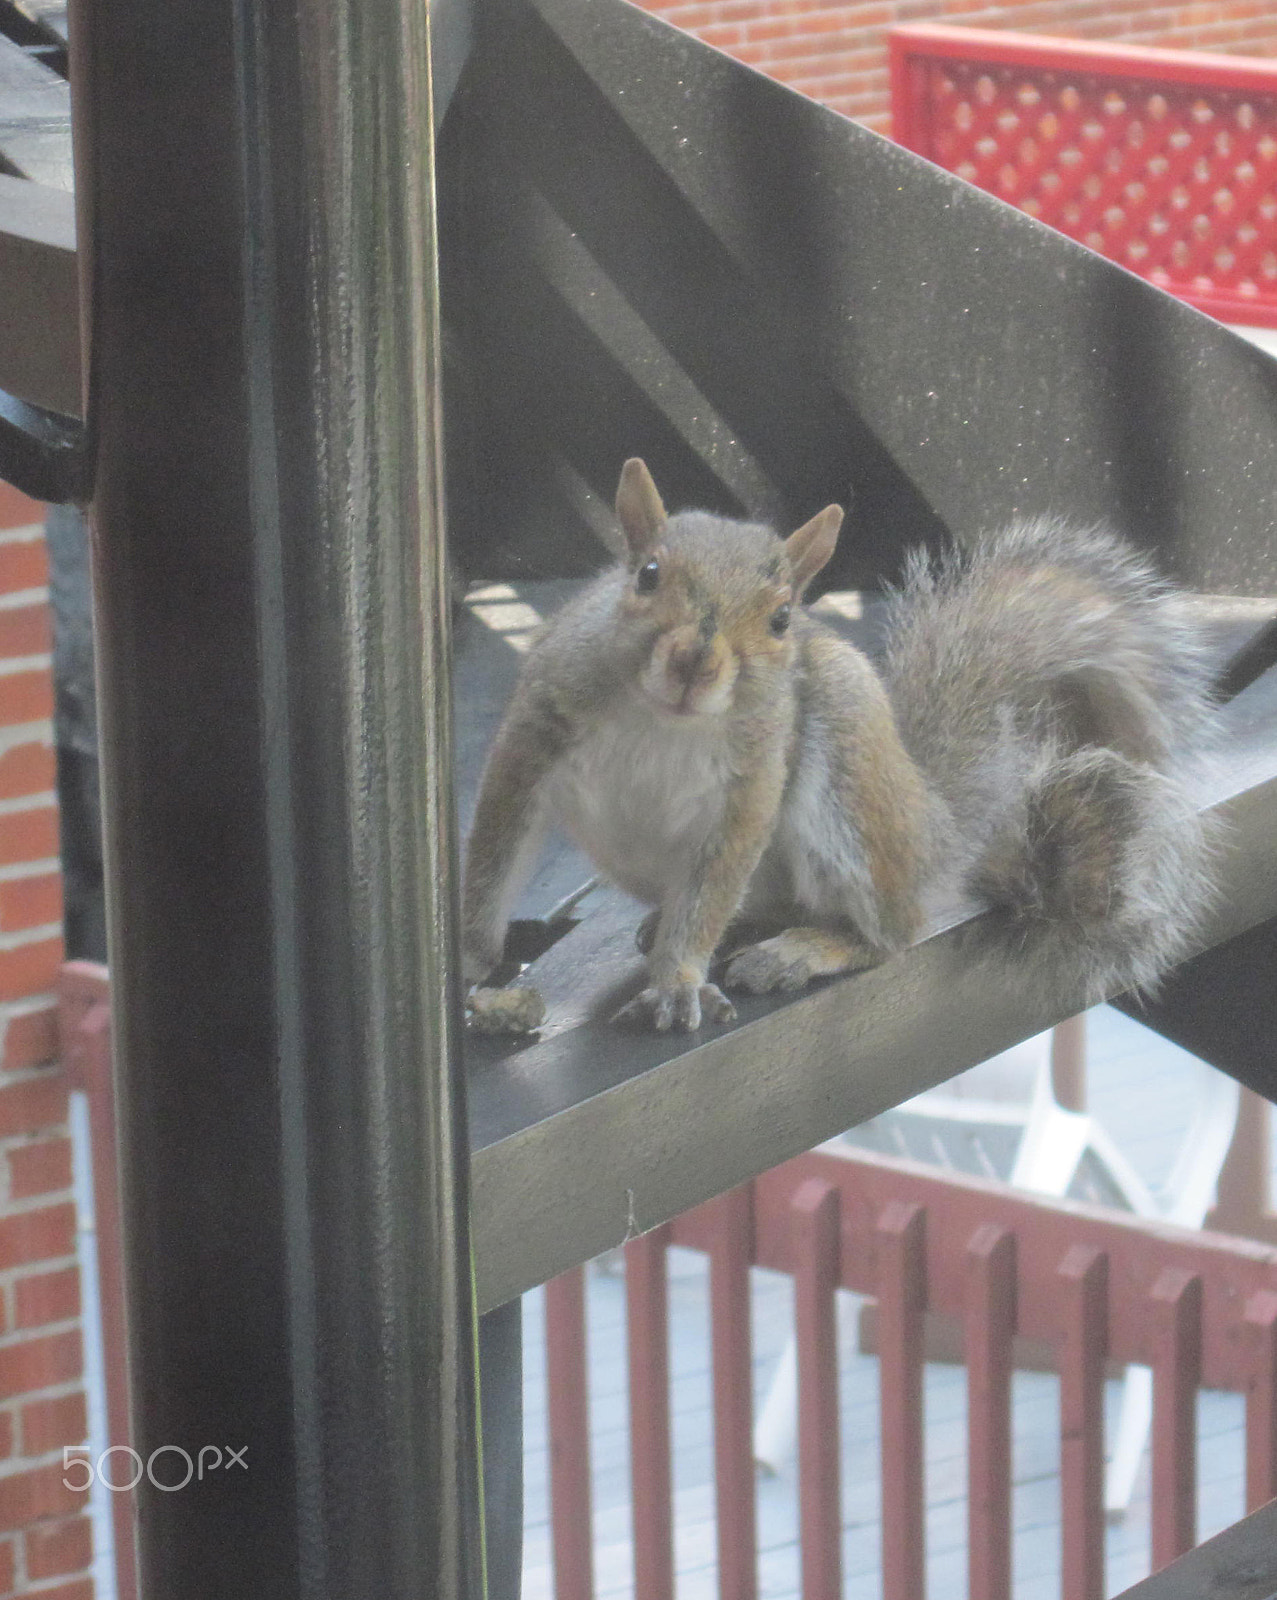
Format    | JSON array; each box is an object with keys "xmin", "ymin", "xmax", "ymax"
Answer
[
  {"xmin": 20, "ymin": 1567, "xmax": 100, "ymax": 1598},
  {"xmin": 0, "ymin": 1313, "xmax": 80, "ymax": 1342},
  {"xmin": 0, "ymin": 1185, "xmax": 77, "ymax": 1219},
  {"xmin": 0, "ymin": 1290, "xmax": 80, "ymax": 1318},
  {"xmin": 0, "ymin": 794, "xmax": 57, "ymax": 820},
  {"xmin": 0, "ymin": 1377, "xmax": 85, "ymax": 1415},
  {"xmin": 0, "ymin": 861, "xmax": 61, "ymax": 887},
  {"xmin": 0, "ymin": 924, "xmax": 62, "ymax": 955},
  {"xmin": 0, "ymin": 1384, "xmax": 84, "ymax": 1417},
  {"xmin": 0, "ymin": 794, "xmax": 56, "ymax": 818},
  {"xmin": 0, "ymin": 723, "xmax": 54, "ymax": 757},
  {"xmin": 0, "ymin": 589, "xmax": 49, "ymax": 614},
  {"xmin": 0, "ymin": 1437, "xmax": 92, "ymax": 1484},
  {"xmin": 0, "ymin": 1255, "xmax": 80, "ymax": 1294},
  {"xmin": 0, "ymin": 1056, "xmax": 65, "ymax": 1081},
  {"xmin": 0, "ymin": 1181, "xmax": 72, "ymax": 1203},
  {"xmin": 0, "ymin": 1064, "xmax": 67, "ymax": 1091},
  {"xmin": 0, "ymin": 656, "xmax": 51, "ymax": 681},
  {"xmin": 0, "ymin": 1154, "xmax": 74, "ymax": 1181},
  {"xmin": 22, "ymin": 1569, "xmax": 100, "ymax": 1595},
  {"xmin": 18, "ymin": 1577, "xmax": 99, "ymax": 1600},
  {"xmin": 0, "ymin": 995, "xmax": 57, "ymax": 1014},
  {"xmin": 0, "ymin": 1241, "xmax": 77, "ymax": 1270}
]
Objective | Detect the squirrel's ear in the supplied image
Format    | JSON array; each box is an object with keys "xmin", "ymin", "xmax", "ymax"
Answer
[
  {"xmin": 615, "ymin": 458, "xmax": 667, "ymax": 562},
  {"xmin": 785, "ymin": 505, "xmax": 843, "ymax": 596}
]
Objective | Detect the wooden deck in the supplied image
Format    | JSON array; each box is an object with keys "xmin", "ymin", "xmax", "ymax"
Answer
[{"xmin": 519, "ymin": 1005, "xmax": 1263, "ymax": 1599}]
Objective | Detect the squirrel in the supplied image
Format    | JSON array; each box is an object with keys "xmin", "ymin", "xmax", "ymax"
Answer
[{"xmin": 463, "ymin": 458, "xmax": 1219, "ymax": 1034}]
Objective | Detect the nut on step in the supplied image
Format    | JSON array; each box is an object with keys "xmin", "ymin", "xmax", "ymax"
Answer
[{"xmin": 466, "ymin": 985, "xmax": 547, "ymax": 1035}]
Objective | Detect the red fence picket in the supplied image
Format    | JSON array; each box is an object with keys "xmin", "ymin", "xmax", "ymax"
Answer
[
  {"xmin": 545, "ymin": 1268, "xmax": 595, "ymax": 1600},
  {"xmin": 965, "ymin": 1225, "xmax": 1016, "ymax": 1600},
  {"xmin": 794, "ymin": 1179, "xmax": 842, "ymax": 1600},
  {"xmin": 1058, "ymin": 1244, "xmax": 1108, "ymax": 1600},
  {"xmin": 877, "ymin": 1201, "xmax": 927, "ymax": 1600},
  {"xmin": 706, "ymin": 1186, "xmax": 758, "ymax": 1600},
  {"xmin": 1243, "ymin": 1289, "xmax": 1277, "ymax": 1511},
  {"xmin": 1149, "ymin": 1269, "xmax": 1203, "ymax": 1567},
  {"xmin": 626, "ymin": 1226, "xmax": 675, "ymax": 1600}
]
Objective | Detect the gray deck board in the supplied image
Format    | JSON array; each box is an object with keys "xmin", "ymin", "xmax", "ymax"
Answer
[{"xmin": 519, "ymin": 1004, "xmax": 1270, "ymax": 1598}]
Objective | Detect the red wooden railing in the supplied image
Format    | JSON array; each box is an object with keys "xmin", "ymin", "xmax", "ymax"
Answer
[
  {"xmin": 545, "ymin": 1145, "xmax": 1277, "ymax": 1600},
  {"xmin": 890, "ymin": 24, "xmax": 1277, "ymax": 328}
]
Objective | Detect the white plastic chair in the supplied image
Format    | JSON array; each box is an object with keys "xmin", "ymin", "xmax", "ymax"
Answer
[{"xmin": 752, "ymin": 1013, "xmax": 1240, "ymax": 1514}]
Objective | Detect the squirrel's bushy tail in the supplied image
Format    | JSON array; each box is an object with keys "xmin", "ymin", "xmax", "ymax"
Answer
[
  {"xmin": 970, "ymin": 743, "xmax": 1219, "ymax": 1002},
  {"xmin": 882, "ymin": 518, "xmax": 1221, "ymax": 1003}
]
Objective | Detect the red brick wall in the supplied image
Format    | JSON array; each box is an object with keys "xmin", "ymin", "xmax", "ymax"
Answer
[
  {"xmin": 0, "ymin": 483, "xmax": 91, "ymax": 1599},
  {"xmin": 636, "ymin": 0, "xmax": 1277, "ymax": 130}
]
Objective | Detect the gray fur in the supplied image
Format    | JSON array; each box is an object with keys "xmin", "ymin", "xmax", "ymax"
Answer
[
  {"xmin": 464, "ymin": 493, "xmax": 1220, "ymax": 1031},
  {"xmin": 881, "ymin": 517, "xmax": 1221, "ymax": 1003}
]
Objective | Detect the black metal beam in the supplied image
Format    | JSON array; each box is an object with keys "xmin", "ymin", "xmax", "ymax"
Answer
[
  {"xmin": 0, "ymin": 0, "xmax": 68, "ymax": 79},
  {"xmin": 1113, "ymin": 917, "xmax": 1277, "ymax": 1103},
  {"xmin": 65, "ymin": 0, "xmax": 485, "ymax": 1594},
  {"xmin": 0, "ymin": 174, "xmax": 78, "ymax": 418},
  {"xmin": 438, "ymin": 0, "xmax": 1277, "ymax": 597},
  {"xmin": 1111, "ymin": 1496, "xmax": 1277, "ymax": 1598},
  {"xmin": 0, "ymin": 27, "xmax": 70, "ymax": 186},
  {"xmin": 0, "ymin": 385, "xmax": 82, "ymax": 501}
]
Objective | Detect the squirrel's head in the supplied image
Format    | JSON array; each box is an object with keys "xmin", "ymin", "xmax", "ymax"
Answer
[{"xmin": 611, "ymin": 458, "xmax": 843, "ymax": 719}]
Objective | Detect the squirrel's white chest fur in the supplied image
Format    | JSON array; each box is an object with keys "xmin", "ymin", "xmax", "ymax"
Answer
[{"xmin": 548, "ymin": 698, "xmax": 734, "ymax": 905}]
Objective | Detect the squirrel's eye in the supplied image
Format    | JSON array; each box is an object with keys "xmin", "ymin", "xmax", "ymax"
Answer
[
  {"xmin": 636, "ymin": 559, "xmax": 660, "ymax": 594},
  {"xmin": 770, "ymin": 603, "xmax": 792, "ymax": 636}
]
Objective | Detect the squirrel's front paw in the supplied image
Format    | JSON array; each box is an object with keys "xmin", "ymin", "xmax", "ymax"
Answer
[
  {"xmin": 612, "ymin": 980, "xmax": 736, "ymax": 1033},
  {"xmin": 466, "ymin": 985, "xmax": 546, "ymax": 1035}
]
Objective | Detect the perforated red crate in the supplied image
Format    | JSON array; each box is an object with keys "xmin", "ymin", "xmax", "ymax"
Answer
[{"xmin": 891, "ymin": 24, "xmax": 1277, "ymax": 328}]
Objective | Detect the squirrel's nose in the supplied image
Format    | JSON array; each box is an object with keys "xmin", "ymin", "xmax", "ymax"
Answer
[{"xmin": 668, "ymin": 633, "xmax": 713, "ymax": 686}]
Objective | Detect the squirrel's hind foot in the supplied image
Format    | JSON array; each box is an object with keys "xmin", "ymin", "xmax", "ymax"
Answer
[
  {"xmin": 612, "ymin": 979, "xmax": 735, "ymax": 1033},
  {"xmin": 723, "ymin": 928, "xmax": 881, "ymax": 995}
]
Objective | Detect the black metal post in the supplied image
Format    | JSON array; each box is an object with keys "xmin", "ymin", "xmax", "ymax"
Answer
[{"xmin": 65, "ymin": 0, "xmax": 485, "ymax": 1594}]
